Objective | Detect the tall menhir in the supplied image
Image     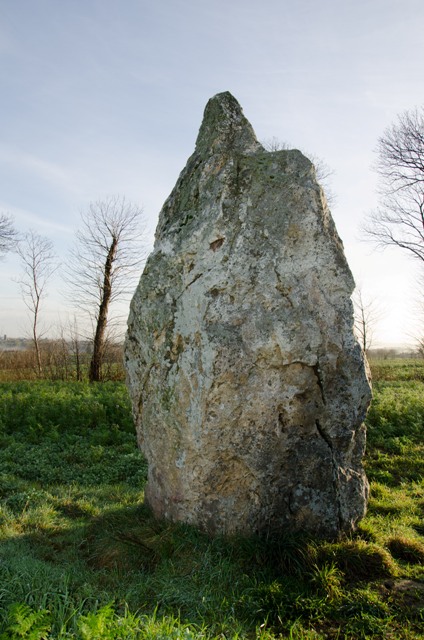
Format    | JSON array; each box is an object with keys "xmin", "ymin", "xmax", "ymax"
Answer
[{"xmin": 125, "ymin": 92, "xmax": 372, "ymax": 538}]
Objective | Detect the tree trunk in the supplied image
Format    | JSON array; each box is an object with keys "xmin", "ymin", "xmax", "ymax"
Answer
[
  {"xmin": 75, "ymin": 339, "xmax": 82, "ymax": 382},
  {"xmin": 33, "ymin": 294, "xmax": 42, "ymax": 376},
  {"xmin": 89, "ymin": 238, "xmax": 117, "ymax": 383},
  {"xmin": 33, "ymin": 332, "xmax": 42, "ymax": 376}
]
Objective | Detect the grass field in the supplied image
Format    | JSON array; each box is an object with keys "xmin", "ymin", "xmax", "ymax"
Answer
[{"xmin": 0, "ymin": 360, "xmax": 423, "ymax": 639}]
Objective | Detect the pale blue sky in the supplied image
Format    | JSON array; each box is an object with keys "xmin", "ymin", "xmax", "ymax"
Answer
[{"xmin": 1, "ymin": 0, "xmax": 423, "ymax": 346}]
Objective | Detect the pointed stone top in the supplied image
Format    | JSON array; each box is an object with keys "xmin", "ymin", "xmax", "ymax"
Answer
[{"xmin": 195, "ymin": 91, "xmax": 262, "ymax": 156}]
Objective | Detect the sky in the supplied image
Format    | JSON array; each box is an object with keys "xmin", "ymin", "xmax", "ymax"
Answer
[{"xmin": 0, "ymin": 0, "xmax": 423, "ymax": 347}]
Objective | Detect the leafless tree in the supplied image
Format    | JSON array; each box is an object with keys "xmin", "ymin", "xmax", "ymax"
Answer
[
  {"xmin": 64, "ymin": 195, "xmax": 146, "ymax": 383},
  {"xmin": 261, "ymin": 138, "xmax": 336, "ymax": 206},
  {"xmin": 363, "ymin": 107, "xmax": 424, "ymax": 263},
  {"xmin": 353, "ymin": 288, "xmax": 382, "ymax": 355},
  {"xmin": 415, "ymin": 270, "xmax": 424, "ymax": 357},
  {"xmin": 16, "ymin": 230, "xmax": 58, "ymax": 375},
  {"xmin": 0, "ymin": 213, "xmax": 18, "ymax": 257}
]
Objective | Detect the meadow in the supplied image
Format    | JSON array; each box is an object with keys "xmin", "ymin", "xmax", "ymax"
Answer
[{"xmin": 0, "ymin": 359, "xmax": 423, "ymax": 639}]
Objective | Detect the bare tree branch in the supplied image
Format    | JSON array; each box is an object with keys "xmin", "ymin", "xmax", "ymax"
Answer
[
  {"xmin": 64, "ymin": 195, "xmax": 147, "ymax": 382},
  {"xmin": 262, "ymin": 137, "xmax": 290, "ymax": 152},
  {"xmin": 0, "ymin": 213, "xmax": 18, "ymax": 257},
  {"xmin": 363, "ymin": 106, "xmax": 424, "ymax": 263},
  {"xmin": 16, "ymin": 230, "xmax": 58, "ymax": 375},
  {"xmin": 353, "ymin": 288, "xmax": 383, "ymax": 354}
]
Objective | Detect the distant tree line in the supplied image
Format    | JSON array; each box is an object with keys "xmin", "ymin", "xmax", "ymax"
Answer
[{"xmin": 0, "ymin": 336, "xmax": 125, "ymax": 382}]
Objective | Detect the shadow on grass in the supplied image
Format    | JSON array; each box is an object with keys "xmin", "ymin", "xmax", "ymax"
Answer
[{"xmin": 2, "ymin": 496, "xmax": 424, "ymax": 638}]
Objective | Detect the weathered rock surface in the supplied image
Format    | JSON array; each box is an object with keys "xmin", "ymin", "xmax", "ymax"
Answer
[{"xmin": 125, "ymin": 91, "xmax": 372, "ymax": 538}]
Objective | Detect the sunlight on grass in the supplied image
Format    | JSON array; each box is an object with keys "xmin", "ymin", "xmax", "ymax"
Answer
[{"xmin": 0, "ymin": 362, "xmax": 423, "ymax": 638}]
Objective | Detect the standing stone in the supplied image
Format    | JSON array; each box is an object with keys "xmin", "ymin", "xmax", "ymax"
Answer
[{"xmin": 125, "ymin": 92, "xmax": 372, "ymax": 538}]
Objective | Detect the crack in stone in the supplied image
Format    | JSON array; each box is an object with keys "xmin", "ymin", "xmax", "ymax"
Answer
[
  {"xmin": 179, "ymin": 272, "xmax": 203, "ymax": 296},
  {"xmin": 315, "ymin": 419, "xmax": 343, "ymax": 532},
  {"xmin": 273, "ymin": 267, "xmax": 294, "ymax": 308}
]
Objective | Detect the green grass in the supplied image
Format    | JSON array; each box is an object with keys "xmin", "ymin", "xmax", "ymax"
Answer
[
  {"xmin": 0, "ymin": 362, "xmax": 423, "ymax": 639},
  {"xmin": 369, "ymin": 358, "xmax": 424, "ymax": 383}
]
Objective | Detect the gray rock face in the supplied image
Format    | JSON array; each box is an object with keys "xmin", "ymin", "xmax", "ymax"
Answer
[{"xmin": 125, "ymin": 91, "xmax": 372, "ymax": 538}]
